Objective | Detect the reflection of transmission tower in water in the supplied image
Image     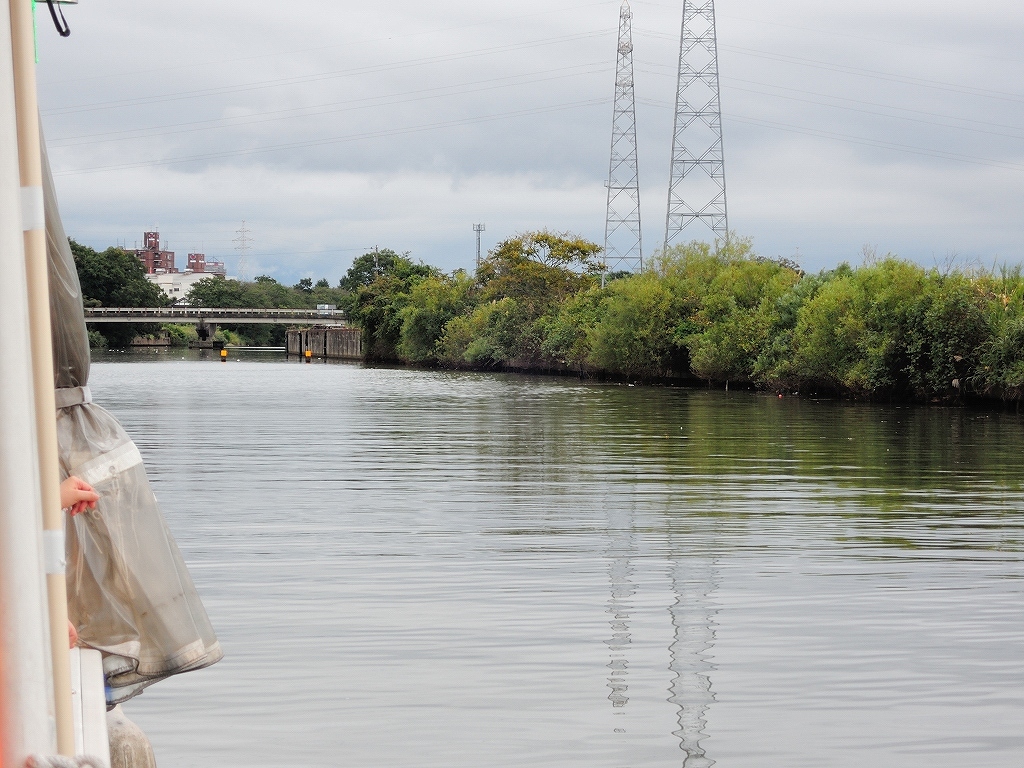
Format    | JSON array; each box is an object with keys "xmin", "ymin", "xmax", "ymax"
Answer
[
  {"xmin": 604, "ymin": 499, "xmax": 637, "ymax": 712},
  {"xmin": 233, "ymin": 221, "xmax": 253, "ymax": 282},
  {"xmin": 664, "ymin": 1, "xmax": 728, "ymax": 248},
  {"xmin": 604, "ymin": 1, "xmax": 642, "ymax": 275},
  {"xmin": 667, "ymin": 540, "xmax": 718, "ymax": 767}
]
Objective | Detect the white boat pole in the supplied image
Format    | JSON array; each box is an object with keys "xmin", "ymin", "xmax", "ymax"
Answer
[
  {"xmin": 0, "ymin": 0, "xmax": 59, "ymax": 763},
  {"xmin": 8, "ymin": 0, "xmax": 75, "ymax": 756}
]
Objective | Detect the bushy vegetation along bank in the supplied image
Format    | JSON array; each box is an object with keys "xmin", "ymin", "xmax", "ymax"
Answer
[
  {"xmin": 70, "ymin": 233, "xmax": 1024, "ymax": 402},
  {"xmin": 343, "ymin": 232, "xmax": 1024, "ymax": 403}
]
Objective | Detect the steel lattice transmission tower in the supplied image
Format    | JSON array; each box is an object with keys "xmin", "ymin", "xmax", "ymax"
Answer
[
  {"xmin": 664, "ymin": 0, "xmax": 728, "ymax": 249},
  {"xmin": 233, "ymin": 220, "xmax": 253, "ymax": 282},
  {"xmin": 603, "ymin": 1, "xmax": 642, "ymax": 274},
  {"xmin": 473, "ymin": 223, "xmax": 485, "ymax": 270}
]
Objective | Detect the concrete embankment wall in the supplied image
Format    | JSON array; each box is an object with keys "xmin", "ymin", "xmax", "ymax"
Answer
[{"xmin": 287, "ymin": 327, "xmax": 363, "ymax": 360}]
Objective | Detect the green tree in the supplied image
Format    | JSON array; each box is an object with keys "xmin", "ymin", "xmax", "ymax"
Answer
[
  {"xmin": 478, "ymin": 230, "xmax": 602, "ymax": 304},
  {"xmin": 587, "ymin": 274, "xmax": 675, "ymax": 380},
  {"xmin": 905, "ymin": 272, "xmax": 988, "ymax": 398},
  {"xmin": 975, "ymin": 265, "xmax": 1024, "ymax": 399},
  {"xmin": 70, "ymin": 239, "xmax": 166, "ymax": 347},
  {"xmin": 540, "ymin": 288, "xmax": 605, "ymax": 372},
  {"xmin": 474, "ymin": 230, "xmax": 603, "ymax": 366},
  {"xmin": 438, "ymin": 298, "xmax": 530, "ymax": 367},
  {"xmin": 347, "ymin": 253, "xmax": 434, "ymax": 361},
  {"xmin": 339, "ymin": 249, "xmax": 409, "ymax": 291},
  {"xmin": 71, "ymin": 240, "xmax": 166, "ymax": 308},
  {"xmin": 186, "ymin": 277, "xmax": 255, "ymax": 308},
  {"xmin": 397, "ymin": 272, "xmax": 475, "ymax": 363},
  {"xmin": 789, "ymin": 275, "xmax": 863, "ymax": 391},
  {"xmin": 637, "ymin": 238, "xmax": 799, "ymax": 384},
  {"xmin": 753, "ymin": 266, "xmax": 849, "ymax": 387},
  {"xmin": 683, "ymin": 257, "xmax": 800, "ymax": 384}
]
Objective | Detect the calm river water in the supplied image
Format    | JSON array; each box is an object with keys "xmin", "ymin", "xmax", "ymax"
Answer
[{"xmin": 89, "ymin": 353, "xmax": 1024, "ymax": 768}]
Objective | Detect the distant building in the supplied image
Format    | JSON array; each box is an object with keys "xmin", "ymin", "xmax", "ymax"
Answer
[
  {"xmin": 187, "ymin": 252, "xmax": 226, "ymax": 276},
  {"xmin": 133, "ymin": 231, "xmax": 227, "ymax": 277},
  {"xmin": 146, "ymin": 271, "xmax": 220, "ymax": 302},
  {"xmin": 134, "ymin": 230, "xmax": 228, "ymax": 302},
  {"xmin": 135, "ymin": 231, "xmax": 175, "ymax": 274}
]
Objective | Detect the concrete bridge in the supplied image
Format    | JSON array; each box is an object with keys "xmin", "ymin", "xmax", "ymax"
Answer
[
  {"xmin": 84, "ymin": 307, "xmax": 349, "ymax": 344},
  {"xmin": 83, "ymin": 307, "xmax": 348, "ymax": 326}
]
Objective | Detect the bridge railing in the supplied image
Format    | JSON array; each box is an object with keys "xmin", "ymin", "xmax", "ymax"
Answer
[{"xmin": 83, "ymin": 307, "xmax": 347, "ymax": 322}]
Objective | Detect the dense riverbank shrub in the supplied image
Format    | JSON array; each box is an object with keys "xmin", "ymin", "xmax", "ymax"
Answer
[
  {"xmin": 73, "ymin": 233, "xmax": 1024, "ymax": 402},
  {"xmin": 87, "ymin": 329, "xmax": 107, "ymax": 348},
  {"xmin": 337, "ymin": 232, "xmax": 1024, "ymax": 403},
  {"xmin": 163, "ymin": 324, "xmax": 198, "ymax": 347}
]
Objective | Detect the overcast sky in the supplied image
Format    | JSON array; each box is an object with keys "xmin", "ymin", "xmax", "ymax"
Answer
[{"xmin": 36, "ymin": 0, "xmax": 1024, "ymax": 283}]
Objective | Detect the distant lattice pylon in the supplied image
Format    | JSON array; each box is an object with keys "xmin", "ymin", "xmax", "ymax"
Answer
[
  {"xmin": 664, "ymin": 0, "xmax": 728, "ymax": 248},
  {"xmin": 233, "ymin": 220, "xmax": 253, "ymax": 282},
  {"xmin": 604, "ymin": 1, "xmax": 642, "ymax": 275}
]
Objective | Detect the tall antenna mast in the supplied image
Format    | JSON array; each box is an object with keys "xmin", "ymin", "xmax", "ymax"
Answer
[
  {"xmin": 664, "ymin": 0, "xmax": 728, "ymax": 249},
  {"xmin": 603, "ymin": 1, "xmax": 642, "ymax": 275},
  {"xmin": 233, "ymin": 220, "xmax": 253, "ymax": 282},
  {"xmin": 473, "ymin": 223, "xmax": 485, "ymax": 270}
]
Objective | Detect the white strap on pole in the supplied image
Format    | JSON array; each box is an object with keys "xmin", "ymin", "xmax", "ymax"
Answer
[
  {"xmin": 43, "ymin": 529, "xmax": 66, "ymax": 575},
  {"xmin": 20, "ymin": 184, "xmax": 43, "ymax": 231}
]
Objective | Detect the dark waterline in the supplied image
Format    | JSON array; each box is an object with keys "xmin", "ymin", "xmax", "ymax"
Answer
[{"xmin": 89, "ymin": 354, "xmax": 1024, "ymax": 767}]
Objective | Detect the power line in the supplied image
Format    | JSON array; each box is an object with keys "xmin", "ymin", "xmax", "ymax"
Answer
[
  {"xmin": 726, "ymin": 114, "xmax": 1024, "ymax": 174},
  {"xmin": 634, "ymin": 66, "xmax": 1024, "ymax": 141},
  {"xmin": 638, "ymin": 97, "xmax": 1024, "ymax": 173},
  {"xmin": 53, "ymin": 98, "xmax": 607, "ymax": 176},
  {"xmin": 721, "ymin": 45, "xmax": 1024, "ymax": 105},
  {"xmin": 632, "ymin": 1, "xmax": 1024, "ymax": 65},
  {"xmin": 720, "ymin": 83, "xmax": 1024, "ymax": 142},
  {"xmin": 635, "ymin": 27, "xmax": 1024, "ymax": 105},
  {"xmin": 41, "ymin": 30, "xmax": 613, "ymax": 118},
  {"xmin": 48, "ymin": 64, "xmax": 610, "ymax": 148},
  {"xmin": 38, "ymin": 1, "xmax": 622, "ymax": 87}
]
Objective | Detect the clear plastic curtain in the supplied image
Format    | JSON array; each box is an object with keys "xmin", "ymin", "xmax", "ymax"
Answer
[{"xmin": 44, "ymin": 137, "xmax": 222, "ymax": 704}]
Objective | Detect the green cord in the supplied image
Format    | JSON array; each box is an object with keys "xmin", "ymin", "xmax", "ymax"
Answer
[{"xmin": 32, "ymin": 0, "xmax": 38, "ymax": 63}]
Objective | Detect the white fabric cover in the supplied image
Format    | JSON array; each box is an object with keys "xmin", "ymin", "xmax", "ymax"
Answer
[{"xmin": 44, "ymin": 136, "xmax": 222, "ymax": 705}]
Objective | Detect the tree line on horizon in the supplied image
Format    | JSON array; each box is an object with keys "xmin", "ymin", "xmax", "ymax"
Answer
[{"xmin": 71, "ymin": 235, "xmax": 1024, "ymax": 403}]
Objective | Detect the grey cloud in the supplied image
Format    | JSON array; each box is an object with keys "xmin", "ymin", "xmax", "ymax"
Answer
[{"xmin": 35, "ymin": 0, "xmax": 1024, "ymax": 283}]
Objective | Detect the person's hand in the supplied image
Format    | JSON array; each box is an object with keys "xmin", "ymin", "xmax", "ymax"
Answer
[
  {"xmin": 60, "ymin": 476, "xmax": 99, "ymax": 516},
  {"xmin": 68, "ymin": 620, "xmax": 78, "ymax": 649}
]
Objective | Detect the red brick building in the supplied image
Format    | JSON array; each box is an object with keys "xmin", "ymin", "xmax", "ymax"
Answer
[
  {"xmin": 134, "ymin": 231, "xmax": 226, "ymax": 276},
  {"xmin": 135, "ymin": 231, "xmax": 175, "ymax": 273},
  {"xmin": 187, "ymin": 252, "xmax": 226, "ymax": 276}
]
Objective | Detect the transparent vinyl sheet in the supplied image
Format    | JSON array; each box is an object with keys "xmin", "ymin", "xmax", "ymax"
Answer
[
  {"xmin": 44, "ymin": 140, "xmax": 89, "ymax": 390},
  {"xmin": 44, "ymin": 137, "xmax": 222, "ymax": 704}
]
